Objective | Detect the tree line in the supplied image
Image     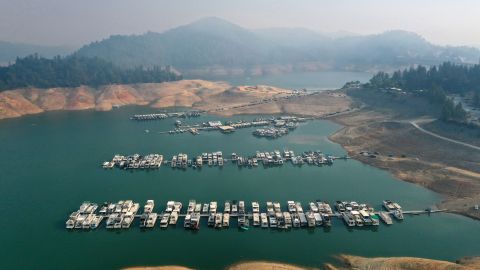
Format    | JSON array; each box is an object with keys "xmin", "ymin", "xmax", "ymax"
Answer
[
  {"xmin": 0, "ymin": 54, "xmax": 182, "ymax": 91},
  {"xmin": 366, "ymin": 62, "xmax": 480, "ymax": 122}
]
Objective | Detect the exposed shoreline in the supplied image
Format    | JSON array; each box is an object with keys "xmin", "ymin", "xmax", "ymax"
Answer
[
  {"xmin": 0, "ymin": 80, "xmax": 352, "ymax": 120},
  {"xmin": 328, "ymin": 108, "xmax": 480, "ymax": 221},
  {"xmin": 120, "ymin": 256, "xmax": 480, "ymax": 270}
]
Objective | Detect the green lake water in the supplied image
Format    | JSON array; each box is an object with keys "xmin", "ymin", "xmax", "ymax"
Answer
[{"xmin": 0, "ymin": 107, "xmax": 479, "ymax": 270}]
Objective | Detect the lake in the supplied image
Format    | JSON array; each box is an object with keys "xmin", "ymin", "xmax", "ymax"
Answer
[
  {"xmin": 187, "ymin": 71, "xmax": 373, "ymax": 90},
  {"xmin": 0, "ymin": 107, "xmax": 479, "ymax": 270}
]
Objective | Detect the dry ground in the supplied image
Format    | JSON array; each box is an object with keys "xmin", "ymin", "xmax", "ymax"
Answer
[
  {"xmin": 329, "ymin": 109, "xmax": 480, "ymax": 219},
  {"xmin": 0, "ymin": 80, "xmax": 353, "ymax": 120},
  {"xmin": 119, "ymin": 256, "xmax": 480, "ymax": 270},
  {"xmin": 326, "ymin": 255, "xmax": 480, "ymax": 270}
]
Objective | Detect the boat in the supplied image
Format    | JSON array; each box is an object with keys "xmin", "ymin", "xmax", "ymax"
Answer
[
  {"xmin": 335, "ymin": 201, "xmax": 346, "ymax": 212},
  {"xmin": 183, "ymin": 214, "xmax": 192, "ymax": 228},
  {"xmin": 209, "ymin": 201, "xmax": 217, "ymax": 213},
  {"xmin": 298, "ymin": 213, "xmax": 307, "ymax": 227},
  {"xmin": 122, "ymin": 214, "xmax": 134, "ymax": 228},
  {"xmin": 295, "ymin": 202, "xmax": 304, "ymax": 213},
  {"xmin": 238, "ymin": 201, "xmax": 245, "ymax": 214},
  {"xmin": 145, "ymin": 213, "xmax": 158, "ymax": 228},
  {"xmin": 187, "ymin": 200, "xmax": 196, "ymax": 214},
  {"xmin": 306, "ymin": 212, "xmax": 316, "ymax": 227},
  {"xmin": 224, "ymin": 201, "xmax": 231, "ymax": 213},
  {"xmin": 90, "ymin": 215, "xmax": 103, "ymax": 229},
  {"xmin": 139, "ymin": 214, "xmax": 148, "ymax": 228},
  {"xmin": 202, "ymin": 203, "xmax": 209, "ymax": 213},
  {"xmin": 238, "ymin": 215, "xmax": 250, "ymax": 230},
  {"xmin": 393, "ymin": 209, "xmax": 404, "ymax": 220},
  {"xmin": 222, "ymin": 213, "xmax": 230, "ymax": 227},
  {"xmin": 351, "ymin": 211, "xmax": 364, "ymax": 227},
  {"xmin": 252, "ymin": 213, "xmax": 260, "ymax": 226},
  {"xmin": 309, "ymin": 202, "xmax": 319, "ymax": 213},
  {"xmin": 105, "ymin": 214, "xmax": 116, "ymax": 229},
  {"xmin": 292, "ymin": 213, "xmax": 300, "ymax": 228},
  {"xmin": 173, "ymin": 201, "xmax": 182, "ymax": 212},
  {"xmin": 144, "ymin": 200, "xmax": 154, "ymax": 214},
  {"xmin": 169, "ymin": 212, "xmax": 178, "ymax": 225},
  {"xmin": 189, "ymin": 213, "xmax": 200, "ymax": 230},
  {"xmin": 379, "ymin": 211, "xmax": 393, "ymax": 225},
  {"xmin": 269, "ymin": 215, "xmax": 278, "ymax": 228},
  {"xmin": 208, "ymin": 213, "xmax": 215, "ymax": 227},
  {"xmin": 317, "ymin": 201, "xmax": 333, "ymax": 214},
  {"xmin": 342, "ymin": 212, "xmax": 356, "ymax": 227},
  {"xmin": 273, "ymin": 202, "xmax": 281, "ymax": 213},
  {"xmin": 252, "ymin": 201, "xmax": 260, "ymax": 213},
  {"xmin": 313, "ymin": 213, "xmax": 323, "ymax": 226},
  {"xmin": 370, "ymin": 213, "xmax": 380, "ymax": 226},
  {"xmin": 283, "ymin": 212, "xmax": 292, "ymax": 228},
  {"xmin": 160, "ymin": 213, "xmax": 170, "ymax": 228},
  {"xmin": 359, "ymin": 210, "xmax": 373, "ymax": 226},
  {"xmin": 231, "ymin": 202, "xmax": 238, "ymax": 214},
  {"xmin": 165, "ymin": 201, "xmax": 174, "ymax": 213},
  {"xmin": 287, "ymin": 201, "xmax": 296, "ymax": 213},
  {"xmin": 214, "ymin": 213, "xmax": 223, "ymax": 228},
  {"xmin": 66, "ymin": 219, "xmax": 75, "ymax": 229},
  {"xmin": 266, "ymin": 201, "xmax": 274, "ymax": 215},
  {"xmin": 260, "ymin": 213, "xmax": 268, "ymax": 228},
  {"xmin": 321, "ymin": 214, "xmax": 332, "ymax": 226},
  {"xmin": 383, "ymin": 200, "xmax": 398, "ymax": 211}
]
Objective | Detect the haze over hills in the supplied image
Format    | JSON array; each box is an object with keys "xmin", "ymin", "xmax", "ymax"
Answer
[
  {"xmin": 0, "ymin": 41, "xmax": 75, "ymax": 66},
  {"xmin": 75, "ymin": 17, "xmax": 480, "ymax": 76}
]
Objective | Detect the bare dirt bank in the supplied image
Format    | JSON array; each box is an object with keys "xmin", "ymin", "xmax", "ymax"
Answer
[
  {"xmin": 119, "ymin": 256, "xmax": 480, "ymax": 270},
  {"xmin": 327, "ymin": 255, "xmax": 480, "ymax": 270},
  {"xmin": 0, "ymin": 80, "xmax": 284, "ymax": 119},
  {"xmin": 227, "ymin": 261, "xmax": 318, "ymax": 270},
  {"xmin": 0, "ymin": 80, "xmax": 352, "ymax": 120},
  {"xmin": 329, "ymin": 109, "xmax": 480, "ymax": 220}
]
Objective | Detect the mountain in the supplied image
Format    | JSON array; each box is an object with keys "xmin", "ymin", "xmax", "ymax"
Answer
[
  {"xmin": 75, "ymin": 17, "xmax": 480, "ymax": 74},
  {"xmin": 0, "ymin": 41, "xmax": 75, "ymax": 66}
]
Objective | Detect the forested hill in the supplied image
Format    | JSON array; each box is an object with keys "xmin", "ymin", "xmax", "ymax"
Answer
[
  {"xmin": 0, "ymin": 54, "xmax": 182, "ymax": 91},
  {"xmin": 365, "ymin": 62, "xmax": 480, "ymax": 122},
  {"xmin": 367, "ymin": 62, "xmax": 480, "ymax": 94},
  {"xmin": 75, "ymin": 17, "xmax": 480, "ymax": 72}
]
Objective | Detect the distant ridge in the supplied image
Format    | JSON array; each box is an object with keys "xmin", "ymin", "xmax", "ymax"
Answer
[{"xmin": 71, "ymin": 17, "xmax": 480, "ymax": 74}]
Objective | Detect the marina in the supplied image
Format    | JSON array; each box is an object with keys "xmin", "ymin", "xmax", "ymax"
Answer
[
  {"xmin": 159, "ymin": 116, "xmax": 307, "ymax": 137},
  {"xmin": 102, "ymin": 149, "xmax": 349, "ymax": 169},
  {"xmin": 4, "ymin": 107, "xmax": 480, "ymax": 270},
  {"xmin": 66, "ymin": 199, "xmax": 446, "ymax": 231},
  {"xmin": 130, "ymin": 111, "xmax": 202, "ymax": 121}
]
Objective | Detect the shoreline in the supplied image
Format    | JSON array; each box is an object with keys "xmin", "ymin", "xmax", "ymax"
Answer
[
  {"xmin": 119, "ymin": 256, "xmax": 480, "ymax": 270},
  {"xmin": 327, "ymin": 108, "xmax": 480, "ymax": 221},
  {"xmin": 0, "ymin": 80, "xmax": 351, "ymax": 120}
]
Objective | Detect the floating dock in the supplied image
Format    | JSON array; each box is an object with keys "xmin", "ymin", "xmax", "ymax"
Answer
[
  {"xmin": 102, "ymin": 149, "xmax": 350, "ymax": 170},
  {"xmin": 66, "ymin": 199, "xmax": 446, "ymax": 231},
  {"xmin": 159, "ymin": 116, "xmax": 308, "ymax": 137},
  {"xmin": 131, "ymin": 111, "xmax": 202, "ymax": 121}
]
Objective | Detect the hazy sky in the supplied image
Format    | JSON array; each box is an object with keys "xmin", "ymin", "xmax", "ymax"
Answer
[{"xmin": 1, "ymin": 0, "xmax": 479, "ymax": 47}]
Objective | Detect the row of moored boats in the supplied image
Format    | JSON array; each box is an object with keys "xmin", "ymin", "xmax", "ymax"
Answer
[
  {"xmin": 103, "ymin": 149, "xmax": 346, "ymax": 169},
  {"xmin": 66, "ymin": 199, "xmax": 404, "ymax": 230}
]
